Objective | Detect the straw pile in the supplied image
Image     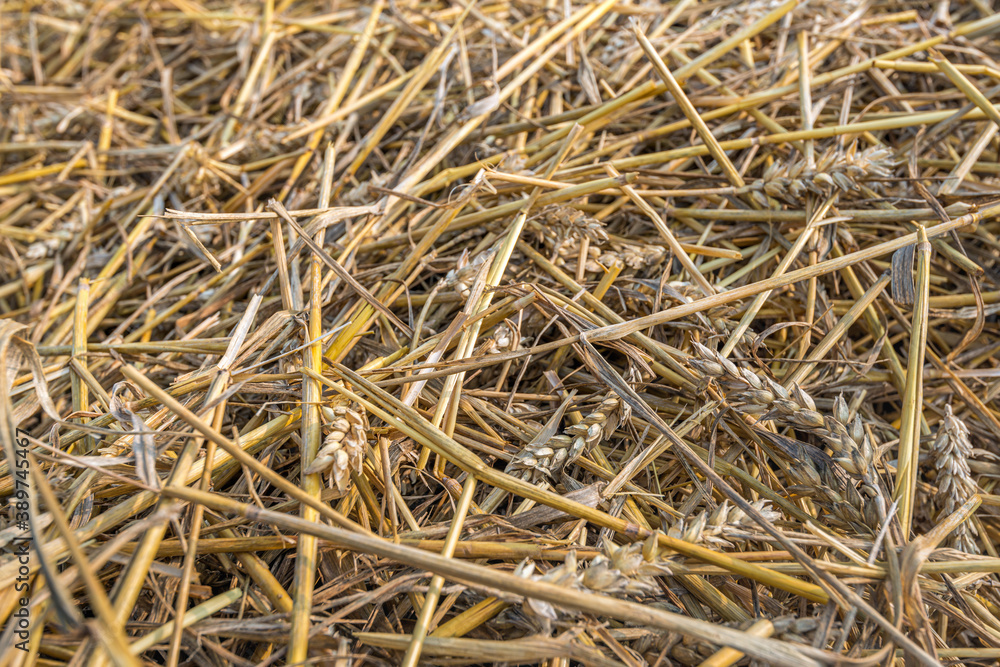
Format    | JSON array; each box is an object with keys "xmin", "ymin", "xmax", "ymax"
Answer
[{"xmin": 4, "ymin": 1, "xmax": 1000, "ymax": 665}]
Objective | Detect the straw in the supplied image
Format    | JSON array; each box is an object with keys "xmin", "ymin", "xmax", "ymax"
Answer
[{"xmin": 5, "ymin": 3, "xmax": 1000, "ymax": 665}]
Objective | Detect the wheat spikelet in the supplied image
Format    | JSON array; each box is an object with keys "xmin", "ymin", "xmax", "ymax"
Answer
[
  {"xmin": 600, "ymin": 242, "xmax": 667, "ymax": 270},
  {"xmin": 666, "ymin": 500, "xmax": 782, "ymax": 548},
  {"xmin": 689, "ymin": 342, "xmax": 881, "ymax": 531},
  {"xmin": 531, "ymin": 204, "xmax": 610, "ymax": 274},
  {"xmin": 513, "ymin": 533, "xmax": 672, "ymax": 631},
  {"xmin": 512, "ymin": 553, "xmax": 581, "ymax": 630},
  {"xmin": 688, "ymin": 342, "xmax": 825, "ymax": 429},
  {"xmin": 304, "ymin": 398, "xmax": 369, "ymax": 492},
  {"xmin": 690, "ymin": 343, "xmax": 875, "ymax": 476},
  {"xmin": 783, "ymin": 452, "xmax": 875, "ymax": 532},
  {"xmin": 536, "ymin": 204, "xmax": 609, "ymax": 243},
  {"xmin": 507, "ymin": 395, "xmax": 630, "ymax": 482},
  {"xmin": 930, "ymin": 405, "xmax": 979, "ymax": 553},
  {"xmin": 528, "ymin": 205, "xmax": 670, "ymax": 275},
  {"xmin": 582, "ymin": 549, "xmax": 662, "ymax": 596},
  {"xmin": 482, "ymin": 323, "xmax": 518, "ymax": 354},
  {"xmin": 443, "ymin": 248, "xmax": 491, "ymax": 299},
  {"xmin": 750, "ymin": 145, "xmax": 896, "ymax": 207}
]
